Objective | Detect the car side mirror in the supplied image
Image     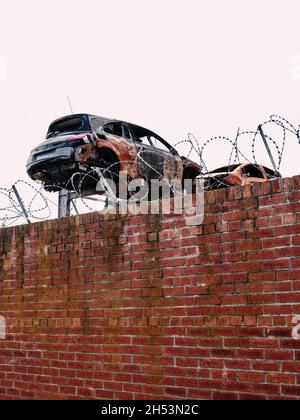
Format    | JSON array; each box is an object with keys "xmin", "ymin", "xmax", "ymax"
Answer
[{"xmin": 97, "ymin": 131, "xmax": 107, "ymax": 140}]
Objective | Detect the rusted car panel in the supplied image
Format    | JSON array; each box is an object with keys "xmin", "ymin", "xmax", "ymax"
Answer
[
  {"xmin": 26, "ymin": 114, "xmax": 201, "ymax": 192},
  {"xmin": 200, "ymin": 163, "xmax": 280, "ymax": 190}
]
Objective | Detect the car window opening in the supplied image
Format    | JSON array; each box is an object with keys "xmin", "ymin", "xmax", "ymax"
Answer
[
  {"xmin": 130, "ymin": 125, "xmax": 171, "ymax": 152},
  {"xmin": 103, "ymin": 122, "xmax": 123, "ymax": 137},
  {"xmin": 242, "ymin": 165, "xmax": 264, "ymax": 178}
]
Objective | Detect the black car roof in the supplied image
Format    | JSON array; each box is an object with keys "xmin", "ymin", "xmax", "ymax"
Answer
[
  {"xmin": 50, "ymin": 113, "xmax": 117, "ymax": 126},
  {"xmin": 48, "ymin": 114, "xmax": 173, "ymax": 149},
  {"xmin": 49, "ymin": 114, "xmax": 162, "ymax": 137}
]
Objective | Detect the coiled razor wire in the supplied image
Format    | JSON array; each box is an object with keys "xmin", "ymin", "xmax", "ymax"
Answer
[
  {"xmin": 174, "ymin": 114, "xmax": 300, "ymax": 189},
  {"xmin": 0, "ymin": 114, "xmax": 299, "ymax": 225},
  {"xmin": 0, "ymin": 181, "xmax": 57, "ymax": 226}
]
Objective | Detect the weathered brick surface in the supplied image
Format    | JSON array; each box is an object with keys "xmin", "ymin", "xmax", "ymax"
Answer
[{"xmin": 1, "ymin": 176, "xmax": 300, "ymax": 400}]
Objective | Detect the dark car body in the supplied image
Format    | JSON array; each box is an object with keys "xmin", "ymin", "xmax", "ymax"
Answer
[{"xmin": 26, "ymin": 114, "xmax": 202, "ymax": 191}]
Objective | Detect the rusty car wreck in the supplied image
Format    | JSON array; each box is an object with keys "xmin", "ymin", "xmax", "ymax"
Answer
[
  {"xmin": 200, "ymin": 163, "xmax": 281, "ymax": 190},
  {"xmin": 26, "ymin": 114, "xmax": 202, "ymax": 193}
]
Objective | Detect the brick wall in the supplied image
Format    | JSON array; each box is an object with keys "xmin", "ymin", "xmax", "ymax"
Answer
[{"xmin": 1, "ymin": 176, "xmax": 300, "ymax": 400}]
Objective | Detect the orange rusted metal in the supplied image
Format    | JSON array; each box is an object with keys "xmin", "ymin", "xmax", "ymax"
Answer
[{"xmin": 201, "ymin": 163, "xmax": 280, "ymax": 190}]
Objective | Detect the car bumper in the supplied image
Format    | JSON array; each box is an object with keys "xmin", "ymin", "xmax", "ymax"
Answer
[{"xmin": 26, "ymin": 146, "xmax": 75, "ymax": 181}]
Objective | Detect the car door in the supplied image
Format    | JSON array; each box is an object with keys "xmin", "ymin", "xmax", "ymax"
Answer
[{"xmin": 127, "ymin": 124, "xmax": 180, "ymax": 181}]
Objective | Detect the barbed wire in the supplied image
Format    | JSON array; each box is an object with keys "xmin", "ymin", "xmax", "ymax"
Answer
[
  {"xmin": 174, "ymin": 114, "xmax": 300, "ymax": 172},
  {"xmin": 0, "ymin": 180, "xmax": 63, "ymax": 226},
  {"xmin": 0, "ymin": 114, "xmax": 299, "ymax": 226},
  {"xmin": 174, "ymin": 114, "xmax": 300, "ymax": 189}
]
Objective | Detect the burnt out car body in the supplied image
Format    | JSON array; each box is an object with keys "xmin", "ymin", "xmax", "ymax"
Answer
[
  {"xmin": 200, "ymin": 163, "xmax": 281, "ymax": 190},
  {"xmin": 26, "ymin": 114, "xmax": 201, "ymax": 192}
]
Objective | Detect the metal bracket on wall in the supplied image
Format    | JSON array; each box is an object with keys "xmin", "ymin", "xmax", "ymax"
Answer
[
  {"xmin": 258, "ymin": 125, "xmax": 282, "ymax": 178},
  {"xmin": 58, "ymin": 189, "xmax": 71, "ymax": 218},
  {"xmin": 12, "ymin": 185, "xmax": 31, "ymax": 224},
  {"xmin": 57, "ymin": 188, "xmax": 108, "ymax": 219}
]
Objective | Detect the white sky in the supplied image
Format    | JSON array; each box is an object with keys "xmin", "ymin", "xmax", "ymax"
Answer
[{"xmin": 1, "ymin": 0, "xmax": 300, "ymax": 199}]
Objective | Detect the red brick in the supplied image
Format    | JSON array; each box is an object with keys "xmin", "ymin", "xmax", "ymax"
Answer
[
  {"xmin": 267, "ymin": 373, "xmax": 296, "ymax": 384},
  {"xmin": 281, "ymin": 385, "xmax": 300, "ymax": 396},
  {"xmin": 282, "ymin": 362, "xmax": 300, "ymax": 373},
  {"xmin": 239, "ymin": 393, "xmax": 267, "ymax": 400},
  {"xmin": 213, "ymin": 391, "xmax": 239, "ymax": 400},
  {"xmin": 252, "ymin": 361, "xmax": 280, "ymax": 371},
  {"xmin": 225, "ymin": 360, "xmax": 251, "ymax": 370},
  {"xmin": 238, "ymin": 372, "xmax": 265, "ymax": 382},
  {"xmin": 265, "ymin": 349, "xmax": 294, "ymax": 360}
]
